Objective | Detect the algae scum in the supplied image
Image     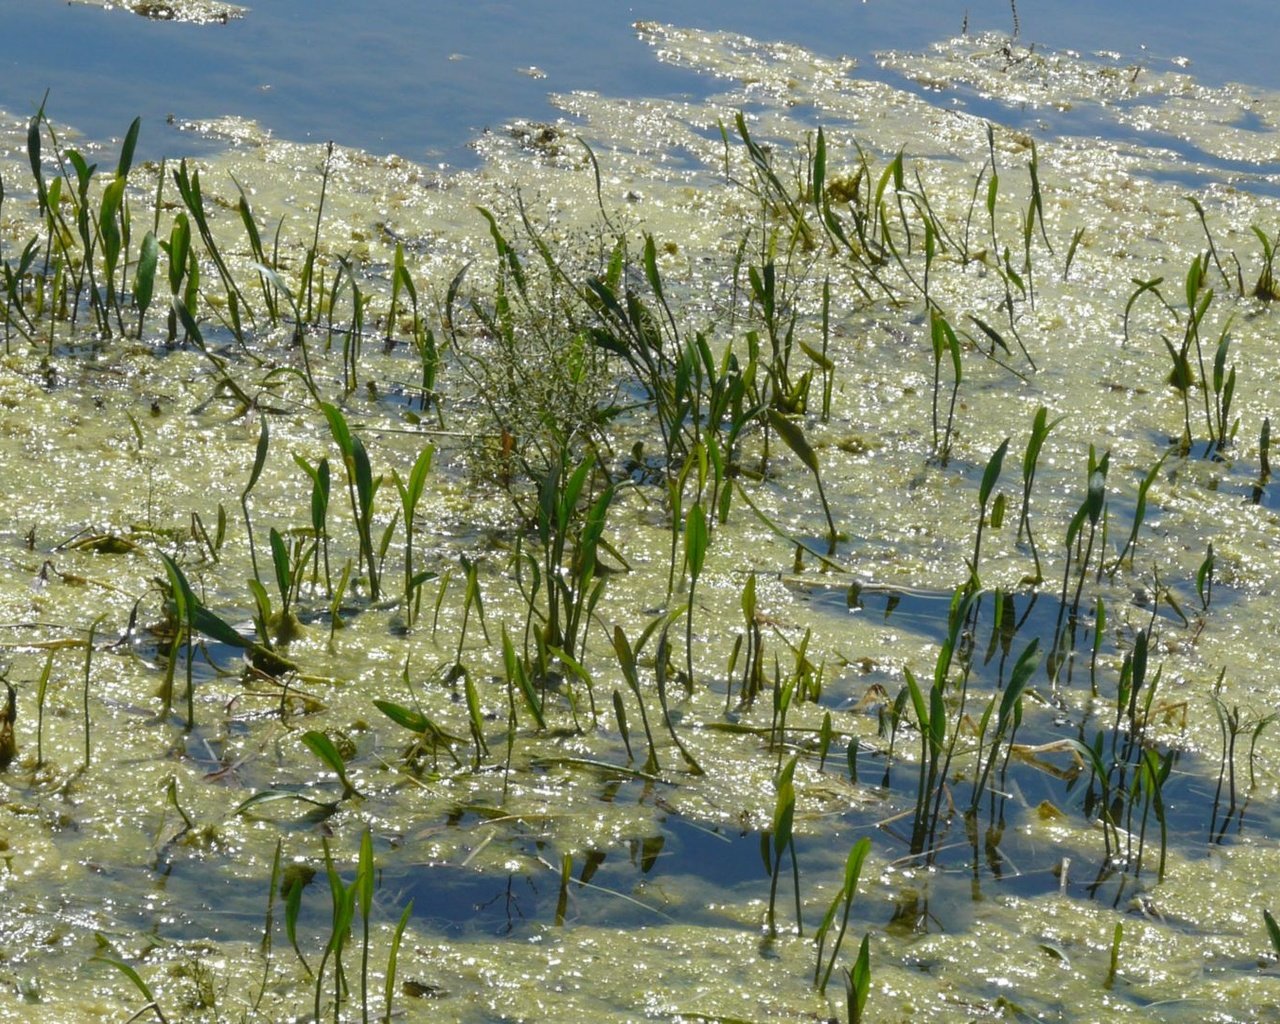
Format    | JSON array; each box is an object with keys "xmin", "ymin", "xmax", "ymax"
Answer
[{"xmin": 4, "ymin": 16, "xmax": 1280, "ymax": 1023}]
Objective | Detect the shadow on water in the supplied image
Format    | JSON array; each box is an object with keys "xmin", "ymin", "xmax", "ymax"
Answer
[
  {"xmin": 791, "ymin": 579, "xmax": 1267, "ymax": 918},
  {"xmin": 382, "ymin": 813, "xmax": 769, "ymax": 937},
  {"xmin": 144, "ymin": 579, "xmax": 1267, "ymax": 948}
]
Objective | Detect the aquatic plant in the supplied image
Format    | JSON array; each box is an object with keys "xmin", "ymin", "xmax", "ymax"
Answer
[
  {"xmin": 814, "ymin": 836, "xmax": 871, "ymax": 994},
  {"xmin": 1106, "ymin": 454, "xmax": 1165, "ymax": 577},
  {"xmin": 904, "ymin": 588, "xmax": 976, "ymax": 857},
  {"xmin": 766, "ymin": 754, "xmax": 802, "ymax": 937},
  {"xmin": 6, "ymin": 42, "xmax": 1280, "ymax": 1018},
  {"xmin": 302, "ymin": 729, "xmax": 360, "ymax": 800},
  {"xmin": 390, "ymin": 444, "xmax": 435, "ymax": 627},
  {"xmin": 928, "ymin": 310, "xmax": 962, "ymax": 464},
  {"xmin": 1209, "ymin": 324, "xmax": 1238, "ymax": 451},
  {"xmin": 294, "ymin": 453, "xmax": 334, "ymax": 595},
  {"xmin": 968, "ymin": 437, "xmax": 1009, "ymax": 590},
  {"xmin": 768, "ymin": 408, "xmax": 839, "ymax": 553},
  {"xmin": 611, "ymin": 625, "xmax": 661, "ymax": 774},
  {"xmin": 845, "ymin": 934, "xmax": 872, "ymax": 1024},
  {"xmin": 1252, "ymin": 224, "xmax": 1279, "ymax": 301},
  {"xmin": 172, "ymin": 158, "xmax": 252, "ymax": 343},
  {"xmin": 321, "ymin": 402, "xmax": 384, "ymax": 599},
  {"xmin": 33, "ymin": 650, "xmax": 52, "ymax": 768},
  {"xmin": 95, "ymin": 942, "xmax": 170, "ymax": 1024},
  {"xmin": 1017, "ymin": 406, "xmax": 1060, "ymax": 582},
  {"xmin": 969, "ymin": 637, "xmax": 1039, "ymax": 816},
  {"xmin": 731, "ymin": 570, "xmax": 767, "ymax": 708},
  {"xmin": 535, "ymin": 453, "xmax": 615, "ymax": 665},
  {"xmin": 1104, "ymin": 921, "xmax": 1122, "ymax": 989}
]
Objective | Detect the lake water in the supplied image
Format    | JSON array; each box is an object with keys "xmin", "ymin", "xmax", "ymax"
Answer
[{"xmin": 2, "ymin": 0, "xmax": 1277, "ymax": 163}]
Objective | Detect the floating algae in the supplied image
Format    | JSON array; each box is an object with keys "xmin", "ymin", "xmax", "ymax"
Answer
[{"xmin": 0, "ymin": 20, "xmax": 1279, "ymax": 1023}]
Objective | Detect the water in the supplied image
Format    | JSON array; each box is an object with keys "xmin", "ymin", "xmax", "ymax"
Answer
[{"xmin": 2, "ymin": 0, "xmax": 1276, "ymax": 164}]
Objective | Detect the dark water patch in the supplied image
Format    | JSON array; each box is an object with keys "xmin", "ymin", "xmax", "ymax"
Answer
[
  {"xmin": 385, "ymin": 814, "xmax": 769, "ymax": 936},
  {"xmin": 773, "ymin": 579, "xmax": 1264, "ymax": 913}
]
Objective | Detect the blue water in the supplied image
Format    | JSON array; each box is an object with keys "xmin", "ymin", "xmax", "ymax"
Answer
[{"xmin": 1, "ymin": 1, "xmax": 1276, "ymax": 163}]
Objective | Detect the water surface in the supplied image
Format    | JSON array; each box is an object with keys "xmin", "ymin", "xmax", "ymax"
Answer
[{"xmin": 2, "ymin": 0, "xmax": 1276, "ymax": 162}]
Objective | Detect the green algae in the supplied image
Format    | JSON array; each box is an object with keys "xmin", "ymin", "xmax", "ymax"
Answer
[{"xmin": 0, "ymin": 20, "xmax": 1277, "ymax": 1024}]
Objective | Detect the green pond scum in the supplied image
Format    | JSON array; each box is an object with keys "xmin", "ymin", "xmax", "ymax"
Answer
[{"xmin": 2, "ymin": 18, "xmax": 1280, "ymax": 1024}]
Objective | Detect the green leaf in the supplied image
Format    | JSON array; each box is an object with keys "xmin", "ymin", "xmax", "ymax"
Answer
[
  {"xmin": 928, "ymin": 679, "xmax": 946, "ymax": 755},
  {"xmin": 373, "ymin": 698, "xmax": 428, "ymax": 734},
  {"xmin": 979, "ymin": 437, "xmax": 1010, "ymax": 508},
  {"xmin": 560, "ymin": 456, "xmax": 593, "ymax": 534},
  {"xmin": 159, "ymin": 552, "xmax": 250, "ymax": 649},
  {"xmin": 848, "ymin": 934, "xmax": 871, "ymax": 1023},
  {"xmin": 116, "ymin": 116, "xmax": 141, "ymax": 180},
  {"xmin": 612, "ymin": 689, "xmax": 632, "ymax": 758},
  {"xmin": 168, "ymin": 213, "xmax": 190, "ymax": 294},
  {"xmin": 1086, "ymin": 467, "xmax": 1107, "ymax": 526},
  {"xmin": 245, "ymin": 416, "xmax": 270, "ymax": 497},
  {"xmin": 463, "ymin": 668, "xmax": 489, "ymax": 757},
  {"xmin": 503, "ymin": 627, "xmax": 545, "ymax": 731},
  {"xmin": 772, "ymin": 779, "xmax": 795, "ymax": 858},
  {"xmin": 301, "ymin": 730, "xmax": 357, "ymax": 797},
  {"xmin": 1162, "ymin": 336, "xmax": 1192, "ymax": 393},
  {"xmin": 798, "ymin": 339, "xmax": 835, "ymax": 370},
  {"xmin": 135, "ymin": 230, "xmax": 159, "ymax": 315},
  {"xmin": 405, "ymin": 445, "xmax": 434, "ymax": 514},
  {"xmin": 902, "ymin": 669, "xmax": 928, "ymax": 735},
  {"xmin": 385, "ymin": 900, "xmax": 413, "ymax": 1019},
  {"xmin": 269, "ymin": 528, "xmax": 291, "ymax": 605},
  {"xmin": 233, "ymin": 789, "xmax": 336, "ymax": 816},
  {"xmin": 612, "ymin": 626, "xmax": 639, "ymax": 691},
  {"xmin": 686, "ymin": 502, "xmax": 708, "ymax": 580},
  {"xmin": 476, "ymin": 205, "xmax": 526, "ymax": 296},
  {"xmin": 1185, "ymin": 252, "xmax": 1203, "ymax": 310},
  {"xmin": 94, "ymin": 953, "xmax": 157, "ymax": 1004},
  {"xmin": 351, "ymin": 434, "xmax": 375, "ymax": 515},
  {"xmin": 998, "ymin": 639, "xmax": 1040, "ymax": 728},
  {"xmin": 192, "ymin": 603, "xmax": 252, "ymax": 650},
  {"xmin": 768, "ymin": 409, "xmax": 819, "ymax": 476},
  {"xmin": 358, "ymin": 827, "xmax": 374, "ymax": 920},
  {"xmin": 252, "ymin": 262, "xmax": 301, "ymax": 317},
  {"xmin": 27, "ymin": 109, "xmax": 45, "ymax": 214},
  {"xmin": 812, "ymin": 126, "xmax": 827, "ymax": 211},
  {"xmin": 301, "ymin": 730, "xmax": 344, "ymax": 774},
  {"xmin": 1264, "ymin": 910, "xmax": 1280, "ymax": 959},
  {"xmin": 320, "ymin": 402, "xmax": 353, "ymax": 458},
  {"xmin": 643, "ymin": 233, "xmax": 665, "ymax": 305}
]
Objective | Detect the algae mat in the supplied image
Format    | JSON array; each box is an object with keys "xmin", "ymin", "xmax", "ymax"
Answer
[{"xmin": 0, "ymin": 21, "xmax": 1279, "ymax": 1023}]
